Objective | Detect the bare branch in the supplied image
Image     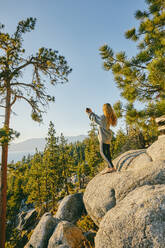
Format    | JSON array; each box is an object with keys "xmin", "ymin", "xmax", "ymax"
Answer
[
  {"xmin": 14, "ymin": 95, "xmax": 35, "ymax": 109},
  {"xmin": 12, "ymin": 57, "xmax": 34, "ymax": 76},
  {"xmin": 14, "ymin": 95, "xmax": 45, "ymax": 114},
  {"xmin": 10, "ymin": 82, "xmax": 35, "ymax": 89},
  {"xmin": 10, "ymin": 95, "xmax": 17, "ymax": 107}
]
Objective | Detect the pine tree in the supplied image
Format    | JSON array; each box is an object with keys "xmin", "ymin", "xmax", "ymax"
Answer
[
  {"xmin": 99, "ymin": 0, "xmax": 165, "ymax": 142},
  {"xmin": 58, "ymin": 133, "xmax": 72, "ymax": 195},
  {"xmin": 7, "ymin": 161, "xmax": 29, "ymax": 216},
  {"xmin": 113, "ymin": 101, "xmax": 159, "ymax": 144},
  {"xmin": 0, "ymin": 18, "xmax": 72, "ymax": 247},
  {"xmin": 85, "ymin": 123, "xmax": 102, "ymax": 177},
  {"xmin": 26, "ymin": 151, "xmax": 43, "ymax": 208},
  {"xmin": 43, "ymin": 122, "xmax": 61, "ymax": 209},
  {"xmin": 7, "ymin": 161, "xmax": 29, "ymax": 246},
  {"xmin": 112, "ymin": 129, "xmax": 127, "ymax": 157}
]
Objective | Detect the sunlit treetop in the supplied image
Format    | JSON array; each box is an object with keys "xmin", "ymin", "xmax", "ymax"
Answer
[
  {"xmin": 99, "ymin": 0, "xmax": 165, "ymax": 102},
  {"xmin": 0, "ymin": 17, "xmax": 72, "ymax": 122}
]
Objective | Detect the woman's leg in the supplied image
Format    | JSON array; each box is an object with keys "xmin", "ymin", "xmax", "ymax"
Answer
[
  {"xmin": 104, "ymin": 144, "xmax": 114, "ymax": 168},
  {"xmin": 100, "ymin": 142, "xmax": 113, "ymax": 168}
]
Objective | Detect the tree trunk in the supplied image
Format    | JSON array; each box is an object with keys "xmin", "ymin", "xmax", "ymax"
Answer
[{"xmin": 0, "ymin": 84, "xmax": 11, "ymax": 248}]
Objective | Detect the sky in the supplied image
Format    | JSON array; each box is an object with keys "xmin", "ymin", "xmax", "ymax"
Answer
[{"xmin": 0, "ymin": 0, "xmax": 147, "ymax": 142}]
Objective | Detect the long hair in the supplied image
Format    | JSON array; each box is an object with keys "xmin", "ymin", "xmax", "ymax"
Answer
[{"xmin": 103, "ymin": 103, "xmax": 117, "ymax": 128}]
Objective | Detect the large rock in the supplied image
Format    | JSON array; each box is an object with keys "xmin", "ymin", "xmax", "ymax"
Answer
[
  {"xmin": 48, "ymin": 221, "xmax": 87, "ymax": 248},
  {"xmin": 147, "ymin": 135, "xmax": 165, "ymax": 161},
  {"xmin": 111, "ymin": 136, "xmax": 164, "ymax": 171},
  {"xmin": 95, "ymin": 185, "xmax": 165, "ymax": 248},
  {"xmin": 127, "ymin": 152, "xmax": 152, "ymax": 171},
  {"xmin": 113, "ymin": 149, "xmax": 146, "ymax": 171},
  {"xmin": 83, "ymin": 159, "xmax": 165, "ymax": 225},
  {"xmin": 25, "ymin": 212, "xmax": 58, "ymax": 248},
  {"xmin": 55, "ymin": 193, "xmax": 84, "ymax": 223}
]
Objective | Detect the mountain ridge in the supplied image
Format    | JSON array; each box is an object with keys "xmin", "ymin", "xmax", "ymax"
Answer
[{"xmin": 9, "ymin": 135, "xmax": 87, "ymax": 152}]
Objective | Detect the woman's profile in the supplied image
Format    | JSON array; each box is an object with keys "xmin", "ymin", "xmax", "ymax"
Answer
[{"xmin": 86, "ymin": 103, "xmax": 117, "ymax": 174}]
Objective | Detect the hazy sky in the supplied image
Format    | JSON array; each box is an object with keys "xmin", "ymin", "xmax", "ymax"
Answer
[{"xmin": 0, "ymin": 0, "xmax": 147, "ymax": 142}]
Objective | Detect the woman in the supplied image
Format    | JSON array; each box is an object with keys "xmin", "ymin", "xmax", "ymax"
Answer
[{"xmin": 86, "ymin": 103, "xmax": 117, "ymax": 174}]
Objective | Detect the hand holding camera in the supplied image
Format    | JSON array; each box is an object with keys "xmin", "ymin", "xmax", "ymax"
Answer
[{"xmin": 86, "ymin": 107, "xmax": 92, "ymax": 113}]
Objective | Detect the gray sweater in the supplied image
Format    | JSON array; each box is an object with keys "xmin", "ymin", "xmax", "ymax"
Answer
[{"xmin": 88, "ymin": 112, "xmax": 112, "ymax": 144}]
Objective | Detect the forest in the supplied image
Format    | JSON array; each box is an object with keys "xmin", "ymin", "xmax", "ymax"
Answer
[
  {"xmin": 0, "ymin": 0, "xmax": 165, "ymax": 247},
  {"xmin": 5, "ymin": 120, "xmax": 158, "ymax": 247}
]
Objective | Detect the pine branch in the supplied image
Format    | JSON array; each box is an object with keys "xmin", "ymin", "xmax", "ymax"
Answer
[{"xmin": 12, "ymin": 57, "xmax": 34, "ymax": 77}]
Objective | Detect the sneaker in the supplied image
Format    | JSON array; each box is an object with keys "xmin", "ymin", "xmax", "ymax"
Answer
[{"xmin": 101, "ymin": 167, "xmax": 116, "ymax": 175}]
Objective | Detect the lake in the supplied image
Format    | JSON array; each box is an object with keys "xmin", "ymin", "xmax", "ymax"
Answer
[{"xmin": 0, "ymin": 151, "xmax": 35, "ymax": 163}]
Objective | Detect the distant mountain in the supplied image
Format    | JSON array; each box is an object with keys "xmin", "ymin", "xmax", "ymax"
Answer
[
  {"xmin": 9, "ymin": 138, "xmax": 46, "ymax": 152},
  {"xmin": 9, "ymin": 135, "xmax": 87, "ymax": 152},
  {"xmin": 66, "ymin": 135, "xmax": 87, "ymax": 144}
]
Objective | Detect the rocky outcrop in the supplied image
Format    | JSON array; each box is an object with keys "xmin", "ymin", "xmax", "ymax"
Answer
[
  {"xmin": 25, "ymin": 212, "xmax": 58, "ymax": 248},
  {"xmin": 113, "ymin": 149, "xmax": 147, "ymax": 171},
  {"xmin": 55, "ymin": 193, "xmax": 84, "ymax": 224},
  {"xmin": 83, "ymin": 136, "xmax": 165, "ymax": 247},
  {"xmin": 95, "ymin": 184, "xmax": 165, "ymax": 248},
  {"xmin": 83, "ymin": 159, "xmax": 165, "ymax": 225},
  {"xmin": 24, "ymin": 193, "xmax": 86, "ymax": 248},
  {"xmin": 48, "ymin": 221, "xmax": 87, "ymax": 248},
  {"xmin": 17, "ymin": 208, "xmax": 38, "ymax": 231},
  {"xmin": 24, "ymin": 137, "xmax": 165, "ymax": 248},
  {"xmin": 11, "ymin": 202, "xmax": 39, "ymax": 247},
  {"xmin": 147, "ymin": 135, "xmax": 165, "ymax": 161}
]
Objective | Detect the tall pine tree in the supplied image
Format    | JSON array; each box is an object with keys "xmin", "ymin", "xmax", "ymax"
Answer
[
  {"xmin": 85, "ymin": 123, "xmax": 102, "ymax": 177},
  {"xmin": 26, "ymin": 150, "xmax": 43, "ymax": 208},
  {"xmin": 99, "ymin": 0, "xmax": 165, "ymax": 143},
  {"xmin": 0, "ymin": 18, "xmax": 72, "ymax": 247},
  {"xmin": 43, "ymin": 121, "xmax": 61, "ymax": 209}
]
